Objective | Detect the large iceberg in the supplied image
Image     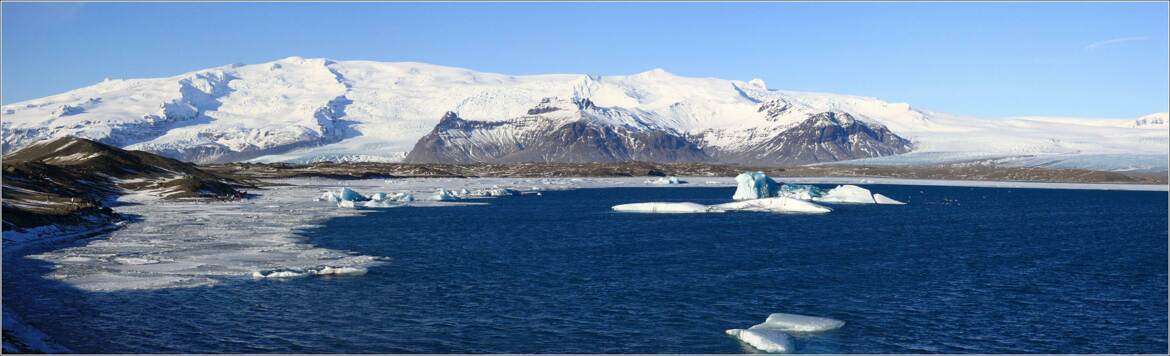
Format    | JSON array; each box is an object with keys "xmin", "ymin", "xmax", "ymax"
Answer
[
  {"xmin": 733, "ymin": 172, "xmax": 780, "ymax": 200},
  {"xmin": 712, "ymin": 197, "xmax": 831, "ymax": 214},
  {"xmin": 611, "ymin": 202, "xmax": 714, "ymax": 213},
  {"xmin": 431, "ymin": 189, "xmax": 458, "ymax": 201},
  {"xmin": 725, "ymin": 328, "xmax": 793, "ymax": 353}
]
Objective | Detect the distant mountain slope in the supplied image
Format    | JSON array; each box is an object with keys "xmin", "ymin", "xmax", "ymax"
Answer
[{"xmin": 2, "ymin": 56, "xmax": 1166, "ymax": 170}]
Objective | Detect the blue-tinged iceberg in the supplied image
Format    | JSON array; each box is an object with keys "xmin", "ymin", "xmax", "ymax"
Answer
[{"xmin": 733, "ymin": 171, "xmax": 780, "ymax": 200}]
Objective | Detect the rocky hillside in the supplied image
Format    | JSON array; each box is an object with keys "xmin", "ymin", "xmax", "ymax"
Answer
[{"xmin": 2, "ymin": 137, "xmax": 251, "ymax": 232}]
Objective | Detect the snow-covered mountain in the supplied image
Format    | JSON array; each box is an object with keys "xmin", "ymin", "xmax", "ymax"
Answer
[{"xmin": 3, "ymin": 56, "xmax": 1166, "ymax": 171}]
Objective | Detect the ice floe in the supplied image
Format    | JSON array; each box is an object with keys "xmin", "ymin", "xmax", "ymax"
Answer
[
  {"xmin": 813, "ymin": 185, "xmax": 877, "ymax": 204},
  {"xmin": 751, "ymin": 313, "xmax": 846, "ymax": 333},
  {"xmin": 727, "ymin": 313, "xmax": 845, "ymax": 353},
  {"xmin": 733, "ymin": 171, "xmax": 780, "ymax": 200},
  {"xmin": 612, "ymin": 202, "xmax": 715, "ymax": 213},
  {"xmin": 646, "ymin": 176, "xmax": 684, "ymax": 185},
  {"xmin": 725, "ymin": 328, "xmax": 793, "ymax": 353},
  {"xmin": 252, "ymin": 265, "xmax": 369, "ymax": 279},
  {"xmin": 712, "ymin": 197, "xmax": 831, "ymax": 214},
  {"xmin": 777, "ymin": 184, "xmax": 825, "ymax": 201}
]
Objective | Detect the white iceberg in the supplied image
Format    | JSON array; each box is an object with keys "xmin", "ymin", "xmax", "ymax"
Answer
[
  {"xmin": 777, "ymin": 184, "xmax": 825, "ymax": 201},
  {"xmin": 725, "ymin": 328, "xmax": 793, "ymax": 353},
  {"xmin": 479, "ymin": 187, "xmax": 520, "ymax": 197},
  {"xmin": 647, "ymin": 176, "xmax": 684, "ymax": 185},
  {"xmin": 751, "ymin": 313, "xmax": 846, "ymax": 333},
  {"xmin": 733, "ymin": 172, "xmax": 779, "ymax": 200},
  {"xmin": 813, "ymin": 185, "xmax": 876, "ymax": 204},
  {"xmin": 873, "ymin": 193, "xmax": 906, "ymax": 205},
  {"xmin": 390, "ymin": 192, "xmax": 415, "ymax": 202},
  {"xmin": 369, "ymin": 192, "xmax": 388, "ymax": 202},
  {"xmin": 363, "ymin": 200, "xmax": 399, "ymax": 208},
  {"xmin": 713, "ymin": 197, "xmax": 831, "ymax": 214},
  {"xmin": 611, "ymin": 202, "xmax": 714, "ymax": 213},
  {"xmin": 337, "ymin": 200, "xmax": 357, "ymax": 208},
  {"xmin": 431, "ymin": 189, "xmax": 458, "ymax": 201}
]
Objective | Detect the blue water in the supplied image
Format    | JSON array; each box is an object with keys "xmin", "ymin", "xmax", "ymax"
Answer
[{"xmin": 4, "ymin": 185, "xmax": 1168, "ymax": 353}]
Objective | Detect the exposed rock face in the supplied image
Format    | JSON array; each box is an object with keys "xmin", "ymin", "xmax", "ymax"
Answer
[
  {"xmin": 405, "ymin": 99, "xmax": 708, "ymax": 164},
  {"xmin": 407, "ymin": 100, "xmax": 910, "ymax": 165},
  {"xmin": 713, "ymin": 112, "xmax": 913, "ymax": 165}
]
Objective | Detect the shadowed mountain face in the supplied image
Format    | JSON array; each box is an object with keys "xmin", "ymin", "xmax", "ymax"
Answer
[
  {"xmin": 2, "ymin": 137, "xmax": 249, "ymax": 230},
  {"xmin": 406, "ymin": 100, "xmax": 910, "ymax": 165},
  {"xmin": 405, "ymin": 99, "xmax": 709, "ymax": 164},
  {"xmin": 712, "ymin": 112, "xmax": 914, "ymax": 165}
]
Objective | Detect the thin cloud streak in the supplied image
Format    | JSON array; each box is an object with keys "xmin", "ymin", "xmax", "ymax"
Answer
[{"xmin": 1084, "ymin": 36, "xmax": 1149, "ymax": 50}]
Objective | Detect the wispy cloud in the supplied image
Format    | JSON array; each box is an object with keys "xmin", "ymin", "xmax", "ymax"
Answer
[{"xmin": 1084, "ymin": 36, "xmax": 1149, "ymax": 50}]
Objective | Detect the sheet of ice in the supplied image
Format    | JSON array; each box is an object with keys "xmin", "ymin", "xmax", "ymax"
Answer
[
  {"xmin": 725, "ymin": 328, "xmax": 793, "ymax": 353},
  {"xmin": 611, "ymin": 202, "xmax": 713, "ymax": 213},
  {"xmin": 873, "ymin": 193, "xmax": 906, "ymax": 205},
  {"xmin": 713, "ymin": 197, "xmax": 832, "ymax": 214},
  {"xmin": 752, "ymin": 313, "xmax": 846, "ymax": 333},
  {"xmin": 27, "ymin": 181, "xmax": 388, "ymax": 292},
  {"xmin": 733, "ymin": 172, "xmax": 780, "ymax": 200},
  {"xmin": 813, "ymin": 185, "xmax": 877, "ymax": 204}
]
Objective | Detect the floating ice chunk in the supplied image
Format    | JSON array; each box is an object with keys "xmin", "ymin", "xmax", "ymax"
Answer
[
  {"xmin": 363, "ymin": 200, "xmax": 399, "ymax": 208},
  {"xmin": 778, "ymin": 184, "xmax": 825, "ymax": 201},
  {"xmin": 813, "ymin": 185, "xmax": 876, "ymax": 204},
  {"xmin": 337, "ymin": 187, "xmax": 367, "ymax": 202},
  {"xmin": 390, "ymin": 193, "xmax": 415, "ymax": 202},
  {"xmin": 318, "ymin": 191, "xmax": 340, "ymax": 202},
  {"xmin": 752, "ymin": 313, "xmax": 846, "ymax": 333},
  {"xmin": 873, "ymin": 193, "xmax": 906, "ymax": 205},
  {"xmin": 479, "ymin": 188, "xmax": 520, "ymax": 197},
  {"xmin": 733, "ymin": 172, "xmax": 780, "ymax": 200},
  {"xmin": 337, "ymin": 200, "xmax": 356, "ymax": 208},
  {"xmin": 458, "ymin": 188, "xmax": 471, "ymax": 196},
  {"xmin": 713, "ymin": 197, "xmax": 831, "ymax": 214},
  {"xmin": 432, "ymin": 189, "xmax": 458, "ymax": 201},
  {"xmin": 251, "ymin": 266, "xmax": 369, "ymax": 279},
  {"xmin": 646, "ymin": 176, "xmax": 684, "ymax": 185},
  {"xmin": 612, "ymin": 202, "xmax": 714, "ymax": 213},
  {"xmin": 369, "ymin": 192, "xmax": 388, "ymax": 202},
  {"xmin": 725, "ymin": 328, "xmax": 793, "ymax": 353}
]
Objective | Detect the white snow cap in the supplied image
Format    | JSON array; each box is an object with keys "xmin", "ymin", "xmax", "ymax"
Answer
[{"xmin": 748, "ymin": 78, "xmax": 767, "ymax": 89}]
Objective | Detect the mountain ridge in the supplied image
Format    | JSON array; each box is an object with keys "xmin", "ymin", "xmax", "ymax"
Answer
[{"xmin": 2, "ymin": 56, "xmax": 1166, "ymax": 171}]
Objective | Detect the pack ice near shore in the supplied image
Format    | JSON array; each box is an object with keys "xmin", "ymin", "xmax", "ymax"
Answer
[{"xmin": 2, "ymin": 57, "xmax": 1165, "ymax": 171}]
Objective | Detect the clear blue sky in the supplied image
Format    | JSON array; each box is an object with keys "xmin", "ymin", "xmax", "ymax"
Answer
[{"xmin": 3, "ymin": 2, "xmax": 1167, "ymax": 117}]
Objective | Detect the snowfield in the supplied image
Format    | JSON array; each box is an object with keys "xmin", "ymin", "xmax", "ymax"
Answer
[{"xmin": 2, "ymin": 57, "xmax": 1164, "ymax": 170}]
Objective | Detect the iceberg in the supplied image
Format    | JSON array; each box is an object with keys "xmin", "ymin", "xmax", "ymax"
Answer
[
  {"xmin": 337, "ymin": 200, "xmax": 357, "ymax": 208},
  {"xmin": 813, "ymin": 185, "xmax": 876, "ymax": 204},
  {"xmin": 712, "ymin": 197, "xmax": 831, "ymax": 214},
  {"xmin": 611, "ymin": 202, "xmax": 714, "ymax": 213},
  {"xmin": 777, "ymin": 184, "xmax": 825, "ymax": 200},
  {"xmin": 369, "ymin": 192, "xmax": 388, "ymax": 202},
  {"xmin": 725, "ymin": 328, "xmax": 793, "ymax": 353},
  {"xmin": 733, "ymin": 172, "xmax": 780, "ymax": 200},
  {"xmin": 751, "ymin": 313, "xmax": 846, "ymax": 333},
  {"xmin": 873, "ymin": 193, "xmax": 906, "ymax": 205},
  {"xmin": 363, "ymin": 200, "xmax": 399, "ymax": 208},
  {"xmin": 337, "ymin": 187, "xmax": 367, "ymax": 202},
  {"xmin": 479, "ymin": 187, "xmax": 520, "ymax": 197},
  {"xmin": 390, "ymin": 192, "xmax": 415, "ymax": 202},
  {"xmin": 432, "ymin": 189, "xmax": 458, "ymax": 201}
]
